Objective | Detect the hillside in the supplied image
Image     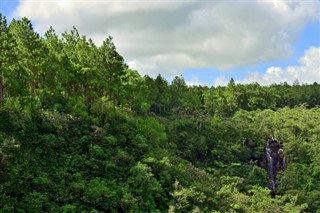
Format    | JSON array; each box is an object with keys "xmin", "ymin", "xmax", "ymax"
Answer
[{"xmin": 1, "ymin": 14, "xmax": 320, "ymax": 212}]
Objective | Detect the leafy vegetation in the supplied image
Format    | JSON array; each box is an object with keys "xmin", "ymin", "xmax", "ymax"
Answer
[{"xmin": 1, "ymin": 14, "xmax": 320, "ymax": 212}]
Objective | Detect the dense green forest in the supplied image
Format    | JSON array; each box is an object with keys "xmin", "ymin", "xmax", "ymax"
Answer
[{"xmin": 1, "ymin": 14, "xmax": 320, "ymax": 212}]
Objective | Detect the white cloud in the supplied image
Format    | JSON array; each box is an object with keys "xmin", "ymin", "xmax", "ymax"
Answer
[
  {"xmin": 186, "ymin": 75, "xmax": 208, "ymax": 87},
  {"xmin": 13, "ymin": 1, "xmax": 320, "ymax": 77},
  {"xmin": 240, "ymin": 46, "xmax": 320, "ymax": 85},
  {"xmin": 213, "ymin": 76, "xmax": 229, "ymax": 87}
]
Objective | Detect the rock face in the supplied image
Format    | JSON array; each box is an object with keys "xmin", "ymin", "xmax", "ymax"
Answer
[{"xmin": 263, "ymin": 137, "xmax": 287, "ymax": 192}]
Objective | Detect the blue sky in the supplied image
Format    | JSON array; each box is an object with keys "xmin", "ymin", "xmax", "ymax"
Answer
[
  {"xmin": 1, "ymin": 1, "xmax": 319, "ymax": 86},
  {"xmin": 1, "ymin": 0, "xmax": 18, "ymax": 20}
]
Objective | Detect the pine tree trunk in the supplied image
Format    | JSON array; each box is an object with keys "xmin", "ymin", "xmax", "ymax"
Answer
[
  {"xmin": 0, "ymin": 74, "xmax": 3, "ymax": 106},
  {"xmin": 84, "ymin": 84, "xmax": 90, "ymax": 112}
]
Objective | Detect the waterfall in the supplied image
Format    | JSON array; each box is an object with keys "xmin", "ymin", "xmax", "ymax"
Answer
[
  {"xmin": 266, "ymin": 143, "xmax": 276, "ymax": 192},
  {"xmin": 264, "ymin": 137, "xmax": 287, "ymax": 193}
]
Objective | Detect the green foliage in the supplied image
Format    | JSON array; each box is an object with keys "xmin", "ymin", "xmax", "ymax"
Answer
[
  {"xmin": 170, "ymin": 180, "xmax": 207, "ymax": 212},
  {"xmin": 216, "ymin": 177, "xmax": 307, "ymax": 213},
  {"xmin": 0, "ymin": 13, "xmax": 319, "ymax": 213},
  {"xmin": 135, "ymin": 116, "xmax": 167, "ymax": 146}
]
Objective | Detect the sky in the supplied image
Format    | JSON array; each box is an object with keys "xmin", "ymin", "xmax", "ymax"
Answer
[{"xmin": 1, "ymin": 0, "xmax": 319, "ymax": 86}]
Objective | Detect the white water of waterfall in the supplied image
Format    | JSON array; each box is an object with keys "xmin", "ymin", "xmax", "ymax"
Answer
[{"xmin": 266, "ymin": 144, "xmax": 275, "ymax": 192}]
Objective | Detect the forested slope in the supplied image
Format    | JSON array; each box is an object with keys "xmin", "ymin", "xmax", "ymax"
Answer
[{"xmin": 1, "ymin": 14, "xmax": 320, "ymax": 212}]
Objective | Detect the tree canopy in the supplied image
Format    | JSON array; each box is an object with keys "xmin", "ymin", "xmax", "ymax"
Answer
[{"xmin": 0, "ymin": 14, "xmax": 320, "ymax": 212}]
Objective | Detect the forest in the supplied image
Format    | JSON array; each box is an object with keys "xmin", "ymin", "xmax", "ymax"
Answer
[{"xmin": 1, "ymin": 14, "xmax": 320, "ymax": 212}]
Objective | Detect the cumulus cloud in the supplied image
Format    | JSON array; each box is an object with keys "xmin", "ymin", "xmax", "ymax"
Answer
[
  {"xmin": 240, "ymin": 46, "xmax": 320, "ymax": 85},
  {"xmin": 186, "ymin": 75, "xmax": 208, "ymax": 87},
  {"xmin": 213, "ymin": 76, "xmax": 229, "ymax": 87},
  {"xmin": 13, "ymin": 1, "xmax": 319, "ymax": 77}
]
